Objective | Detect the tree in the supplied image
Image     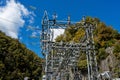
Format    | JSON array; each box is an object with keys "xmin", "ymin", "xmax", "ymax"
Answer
[{"xmin": 0, "ymin": 31, "xmax": 42, "ymax": 79}]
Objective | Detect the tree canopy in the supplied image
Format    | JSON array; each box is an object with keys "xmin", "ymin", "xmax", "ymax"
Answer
[{"xmin": 0, "ymin": 31, "xmax": 42, "ymax": 80}]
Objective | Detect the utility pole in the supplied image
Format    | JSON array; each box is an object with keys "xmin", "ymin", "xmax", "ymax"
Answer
[{"xmin": 84, "ymin": 22, "xmax": 98, "ymax": 80}]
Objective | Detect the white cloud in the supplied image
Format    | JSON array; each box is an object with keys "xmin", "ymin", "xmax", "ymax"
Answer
[
  {"xmin": 52, "ymin": 29, "xmax": 64, "ymax": 41},
  {"xmin": 31, "ymin": 32, "xmax": 37, "ymax": 37},
  {"xmin": 0, "ymin": 0, "xmax": 33, "ymax": 38}
]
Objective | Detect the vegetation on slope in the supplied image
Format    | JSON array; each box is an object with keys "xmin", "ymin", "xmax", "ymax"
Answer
[
  {"xmin": 55, "ymin": 17, "xmax": 120, "ymax": 77},
  {"xmin": 0, "ymin": 31, "xmax": 42, "ymax": 79}
]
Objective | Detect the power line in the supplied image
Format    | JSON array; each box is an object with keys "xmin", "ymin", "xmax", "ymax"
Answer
[{"xmin": 0, "ymin": 17, "xmax": 20, "ymax": 24}]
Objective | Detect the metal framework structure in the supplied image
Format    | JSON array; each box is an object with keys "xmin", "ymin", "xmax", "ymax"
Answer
[{"xmin": 41, "ymin": 11, "xmax": 98, "ymax": 80}]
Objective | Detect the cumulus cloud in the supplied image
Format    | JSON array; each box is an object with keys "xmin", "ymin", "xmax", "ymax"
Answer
[{"xmin": 0, "ymin": 0, "xmax": 33, "ymax": 38}]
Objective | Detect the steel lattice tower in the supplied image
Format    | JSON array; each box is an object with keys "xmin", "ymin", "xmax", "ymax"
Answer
[{"xmin": 41, "ymin": 11, "xmax": 99, "ymax": 80}]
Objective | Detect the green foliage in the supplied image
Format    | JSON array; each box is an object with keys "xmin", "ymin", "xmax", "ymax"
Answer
[
  {"xmin": 113, "ymin": 42, "xmax": 120, "ymax": 60},
  {"xmin": 78, "ymin": 60, "xmax": 87, "ymax": 70},
  {"xmin": 0, "ymin": 31, "xmax": 42, "ymax": 79},
  {"xmin": 94, "ymin": 21, "xmax": 119, "ymax": 49},
  {"xmin": 113, "ymin": 67, "xmax": 120, "ymax": 78},
  {"xmin": 97, "ymin": 48, "xmax": 109, "ymax": 62},
  {"xmin": 55, "ymin": 34, "xmax": 64, "ymax": 42},
  {"xmin": 114, "ymin": 42, "xmax": 120, "ymax": 53},
  {"xmin": 64, "ymin": 26, "xmax": 77, "ymax": 42},
  {"xmin": 73, "ymin": 28, "xmax": 85, "ymax": 43},
  {"xmin": 86, "ymin": 16, "xmax": 100, "ymax": 25}
]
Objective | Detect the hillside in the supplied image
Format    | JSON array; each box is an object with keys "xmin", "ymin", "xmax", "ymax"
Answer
[
  {"xmin": 55, "ymin": 17, "xmax": 120, "ymax": 78},
  {"xmin": 0, "ymin": 31, "xmax": 42, "ymax": 79}
]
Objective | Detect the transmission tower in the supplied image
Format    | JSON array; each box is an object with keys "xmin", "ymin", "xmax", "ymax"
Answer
[{"xmin": 41, "ymin": 11, "xmax": 99, "ymax": 80}]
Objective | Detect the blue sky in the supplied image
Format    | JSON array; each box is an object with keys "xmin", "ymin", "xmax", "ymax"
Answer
[
  {"xmin": 0, "ymin": 0, "xmax": 120, "ymax": 58},
  {"xmin": 19, "ymin": 0, "xmax": 120, "ymax": 26},
  {"xmin": 19, "ymin": 0, "xmax": 120, "ymax": 32}
]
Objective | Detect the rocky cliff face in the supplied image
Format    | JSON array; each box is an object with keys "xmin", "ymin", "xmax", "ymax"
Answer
[{"xmin": 99, "ymin": 47, "xmax": 120, "ymax": 78}]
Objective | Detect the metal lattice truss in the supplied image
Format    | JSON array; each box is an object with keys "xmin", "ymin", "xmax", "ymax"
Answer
[{"xmin": 41, "ymin": 11, "xmax": 98, "ymax": 80}]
